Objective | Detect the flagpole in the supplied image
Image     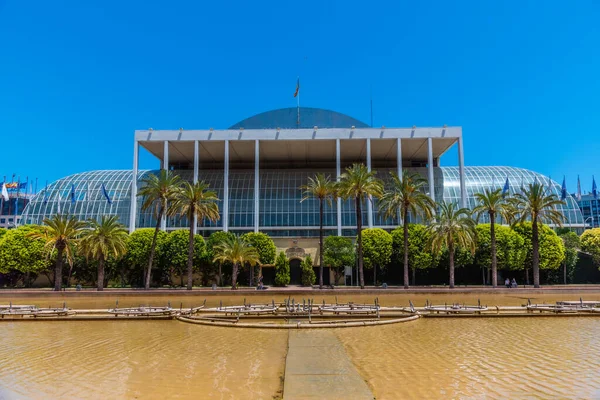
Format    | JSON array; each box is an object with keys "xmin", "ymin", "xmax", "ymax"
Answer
[
  {"xmin": 296, "ymin": 76, "xmax": 300, "ymax": 128},
  {"xmin": 14, "ymin": 176, "xmax": 21, "ymax": 226},
  {"xmin": 0, "ymin": 176, "xmax": 5, "ymax": 221}
]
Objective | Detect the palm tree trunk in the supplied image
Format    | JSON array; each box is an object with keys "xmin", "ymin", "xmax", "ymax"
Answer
[
  {"xmin": 97, "ymin": 253, "xmax": 105, "ymax": 291},
  {"xmin": 449, "ymin": 242, "xmax": 455, "ymax": 289},
  {"xmin": 146, "ymin": 206, "xmax": 164, "ymax": 290},
  {"xmin": 218, "ymin": 264, "xmax": 223, "ymax": 287},
  {"xmin": 54, "ymin": 246, "xmax": 64, "ymax": 291},
  {"xmin": 403, "ymin": 207, "xmax": 409, "ymax": 289},
  {"xmin": 374, "ymin": 264, "xmax": 377, "ymax": 286},
  {"xmin": 490, "ymin": 212, "xmax": 498, "ymax": 288},
  {"xmin": 412, "ymin": 267, "xmax": 416, "ymax": 286},
  {"xmin": 186, "ymin": 210, "xmax": 194, "ymax": 290},
  {"xmin": 231, "ymin": 262, "xmax": 238, "ymax": 290},
  {"xmin": 532, "ymin": 216, "xmax": 540, "ymax": 288},
  {"xmin": 356, "ymin": 196, "xmax": 365, "ymax": 289},
  {"xmin": 319, "ymin": 198, "xmax": 324, "ymax": 289},
  {"xmin": 249, "ymin": 263, "xmax": 254, "ymax": 287}
]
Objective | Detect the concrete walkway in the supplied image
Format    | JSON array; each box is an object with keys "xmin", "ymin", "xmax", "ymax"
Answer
[{"xmin": 283, "ymin": 330, "xmax": 374, "ymax": 400}]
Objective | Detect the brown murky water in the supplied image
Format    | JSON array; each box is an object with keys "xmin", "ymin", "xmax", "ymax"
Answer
[
  {"xmin": 2, "ymin": 293, "xmax": 600, "ymax": 399},
  {"xmin": 337, "ymin": 318, "xmax": 600, "ymax": 399}
]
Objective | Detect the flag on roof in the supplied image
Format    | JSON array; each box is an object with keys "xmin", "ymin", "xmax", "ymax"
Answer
[
  {"xmin": 101, "ymin": 183, "xmax": 112, "ymax": 205},
  {"xmin": 593, "ymin": 176, "xmax": 598, "ymax": 200},
  {"xmin": 561, "ymin": 176, "xmax": 567, "ymax": 200},
  {"xmin": 502, "ymin": 177, "xmax": 510, "ymax": 198},
  {"xmin": 1, "ymin": 183, "xmax": 8, "ymax": 201},
  {"xmin": 293, "ymin": 77, "xmax": 299, "ymax": 97},
  {"xmin": 576, "ymin": 176, "xmax": 582, "ymax": 202}
]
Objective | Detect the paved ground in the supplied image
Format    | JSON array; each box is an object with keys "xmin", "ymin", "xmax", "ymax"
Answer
[{"xmin": 283, "ymin": 330, "xmax": 374, "ymax": 400}]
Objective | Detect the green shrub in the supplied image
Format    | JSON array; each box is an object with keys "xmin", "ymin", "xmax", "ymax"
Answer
[
  {"xmin": 242, "ymin": 232, "xmax": 276, "ymax": 265},
  {"xmin": 323, "ymin": 236, "xmax": 354, "ymax": 285},
  {"xmin": 301, "ymin": 254, "xmax": 316, "ymax": 286},
  {"xmin": 274, "ymin": 251, "xmax": 290, "ymax": 287},
  {"xmin": 581, "ymin": 228, "xmax": 600, "ymax": 267},
  {"xmin": 513, "ymin": 222, "xmax": 565, "ymax": 271}
]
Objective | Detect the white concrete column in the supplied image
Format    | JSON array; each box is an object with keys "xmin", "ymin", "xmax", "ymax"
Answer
[
  {"xmin": 223, "ymin": 140, "xmax": 229, "ymax": 232},
  {"xmin": 336, "ymin": 139, "xmax": 342, "ymax": 236},
  {"xmin": 427, "ymin": 137, "xmax": 435, "ymax": 203},
  {"xmin": 397, "ymin": 138, "xmax": 402, "ymax": 178},
  {"xmin": 366, "ymin": 138, "xmax": 373, "ymax": 228},
  {"xmin": 129, "ymin": 139, "xmax": 139, "ymax": 233},
  {"xmin": 458, "ymin": 136, "xmax": 467, "ymax": 208},
  {"xmin": 192, "ymin": 140, "xmax": 199, "ymax": 235},
  {"xmin": 397, "ymin": 138, "xmax": 403, "ymax": 225},
  {"xmin": 254, "ymin": 140, "xmax": 260, "ymax": 233},
  {"xmin": 161, "ymin": 140, "xmax": 169, "ymax": 230}
]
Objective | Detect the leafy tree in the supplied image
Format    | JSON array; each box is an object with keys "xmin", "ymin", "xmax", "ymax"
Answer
[
  {"xmin": 428, "ymin": 202, "xmax": 476, "ymax": 289},
  {"xmin": 472, "ymin": 188, "xmax": 514, "ymax": 287},
  {"xmin": 242, "ymin": 232, "xmax": 276, "ymax": 286},
  {"xmin": 559, "ymin": 231, "xmax": 580, "ymax": 284},
  {"xmin": 508, "ymin": 182, "xmax": 565, "ymax": 287},
  {"xmin": 300, "ymin": 173, "xmax": 336, "ymax": 289},
  {"xmin": 0, "ymin": 228, "xmax": 6, "ymax": 241},
  {"xmin": 337, "ymin": 163, "xmax": 384, "ymax": 289},
  {"xmin": 0, "ymin": 225, "xmax": 51, "ymax": 285},
  {"xmin": 301, "ymin": 254, "xmax": 316, "ymax": 286},
  {"xmin": 379, "ymin": 170, "xmax": 434, "ymax": 288},
  {"xmin": 212, "ymin": 235, "xmax": 259, "ymax": 289},
  {"xmin": 79, "ymin": 216, "xmax": 128, "ymax": 291},
  {"xmin": 137, "ymin": 170, "xmax": 182, "ymax": 289},
  {"xmin": 361, "ymin": 228, "xmax": 392, "ymax": 285},
  {"xmin": 171, "ymin": 180, "xmax": 219, "ymax": 290},
  {"xmin": 207, "ymin": 231, "xmax": 235, "ymax": 286},
  {"xmin": 437, "ymin": 245, "xmax": 475, "ymax": 273},
  {"xmin": 163, "ymin": 229, "xmax": 207, "ymax": 287},
  {"xmin": 391, "ymin": 224, "xmax": 435, "ymax": 285},
  {"xmin": 581, "ymin": 228, "xmax": 600, "ymax": 267},
  {"xmin": 274, "ymin": 251, "xmax": 290, "ymax": 287},
  {"xmin": 513, "ymin": 222, "xmax": 565, "ymax": 284},
  {"xmin": 28, "ymin": 214, "xmax": 86, "ymax": 291},
  {"xmin": 474, "ymin": 224, "xmax": 526, "ymax": 284},
  {"xmin": 125, "ymin": 228, "xmax": 168, "ymax": 287},
  {"xmin": 323, "ymin": 236, "xmax": 354, "ymax": 285}
]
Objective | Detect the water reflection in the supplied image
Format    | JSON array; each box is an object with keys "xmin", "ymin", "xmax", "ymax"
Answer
[
  {"xmin": 337, "ymin": 318, "xmax": 600, "ymax": 399},
  {"xmin": 2, "ymin": 293, "xmax": 600, "ymax": 399},
  {"xmin": 0, "ymin": 321, "xmax": 287, "ymax": 399}
]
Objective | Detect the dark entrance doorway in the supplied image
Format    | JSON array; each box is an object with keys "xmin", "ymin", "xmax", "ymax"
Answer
[{"xmin": 290, "ymin": 258, "xmax": 302, "ymax": 285}]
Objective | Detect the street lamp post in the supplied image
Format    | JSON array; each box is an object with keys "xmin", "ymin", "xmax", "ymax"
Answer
[{"xmin": 584, "ymin": 216, "xmax": 594, "ymax": 229}]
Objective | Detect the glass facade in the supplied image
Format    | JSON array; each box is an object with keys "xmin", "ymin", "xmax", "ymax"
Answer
[
  {"xmin": 21, "ymin": 166, "xmax": 584, "ymax": 235},
  {"xmin": 575, "ymin": 194, "xmax": 600, "ymax": 228}
]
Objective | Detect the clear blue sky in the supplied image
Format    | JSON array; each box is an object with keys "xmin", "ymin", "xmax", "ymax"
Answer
[{"xmin": 1, "ymin": 1, "xmax": 599, "ymax": 192}]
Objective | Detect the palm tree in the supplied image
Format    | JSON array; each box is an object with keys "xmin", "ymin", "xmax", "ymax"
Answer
[
  {"xmin": 300, "ymin": 173, "xmax": 336, "ymax": 289},
  {"xmin": 28, "ymin": 214, "xmax": 86, "ymax": 291},
  {"xmin": 79, "ymin": 215, "xmax": 128, "ymax": 291},
  {"xmin": 337, "ymin": 163, "xmax": 384, "ymax": 289},
  {"xmin": 137, "ymin": 170, "xmax": 182, "ymax": 289},
  {"xmin": 428, "ymin": 202, "xmax": 476, "ymax": 289},
  {"xmin": 379, "ymin": 170, "xmax": 435, "ymax": 289},
  {"xmin": 172, "ymin": 181, "xmax": 220, "ymax": 290},
  {"xmin": 508, "ymin": 182, "xmax": 564, "ymax": 288},
  {"xmin": 472, "ymin": 188, "xmax": 514, "ymax": 288},
  {"xmin": 212, "ymin": 235, "xmax": 260, "ymax": 290}
]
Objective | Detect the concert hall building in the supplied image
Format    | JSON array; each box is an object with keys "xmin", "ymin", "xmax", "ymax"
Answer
[{"xmin": 22, "ymin": 107, "xmax": 585, "ymax": 237}]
